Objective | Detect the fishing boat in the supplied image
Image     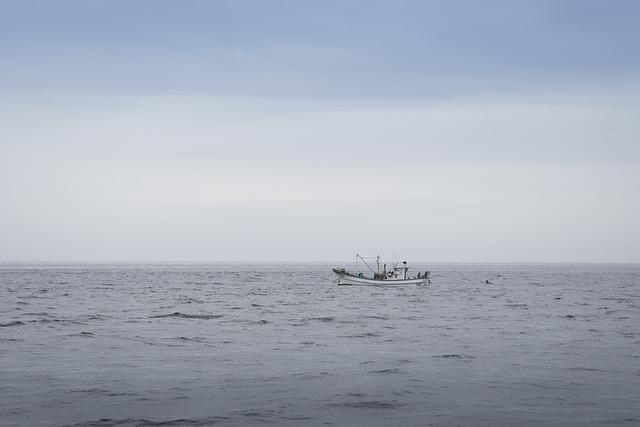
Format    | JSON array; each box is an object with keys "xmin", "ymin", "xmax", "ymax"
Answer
[{"xmin": 333, "ymin": 254, "xmax": 431, "ymax": 286}]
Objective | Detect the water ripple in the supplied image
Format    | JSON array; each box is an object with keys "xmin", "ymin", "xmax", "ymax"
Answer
[{"xmin": 150, "ymin": 312, "xmax": 223, "ymax": 320}]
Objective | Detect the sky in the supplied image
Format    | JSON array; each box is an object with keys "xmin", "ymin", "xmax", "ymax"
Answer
[{"xmin": 1, "ymin": 0, "xmax": 639, "ymax": 262}]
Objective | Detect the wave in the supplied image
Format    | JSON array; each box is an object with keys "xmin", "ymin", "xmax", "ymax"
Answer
[
  {"xmin": 327, "ymin": 400, "xmax": 405, "ymax": 409},
  {"xmin": 0, "ymin": 321, "xmax": 25, "ymax": 327},
  {"xmin": 68, "ymin": 331, "xmax": 94, "ymax": 338},
  {"xmin": 150, "ymin": 312, "xmax": 223, "ymax": 320},
  {"xmin": 233, "ymin": 409, "xmax": 280, "ymax": 418},
  {"xmin": 567, "ymin": 367, "xmax": 603, "ymax": 372},
  {"xmin": 504, "ymin": 303, "xmax": 529, "ymax": 309},
  {"xmin": 173, "ymin": 336, "xmax": 206, "ymax": 342},
  {"xmin": 369, "ymin": 368, "xmax": 401, "ymax": 374},
  {"xmin": 342, "ymin": 332, "xmax": 382, "ymax": 338},
  {"xmin": 69, "ymin": 416, "xmax": 231, "ymax": 426},
  {"xmin": 432, "ymin": 354, "xmax": 472, "ymax": 359},
  {"xmin": 361, "ymin": 315, "xmax": 389, "ymax": 320},
  {"xmin": 305, "ymin": 316, "xmax": 336, "ymax": 322}
]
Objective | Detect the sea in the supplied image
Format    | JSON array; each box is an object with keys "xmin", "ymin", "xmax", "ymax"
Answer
[{"xmin": 1, "ymin": 263, "xmax": 639, "ymax": 427}]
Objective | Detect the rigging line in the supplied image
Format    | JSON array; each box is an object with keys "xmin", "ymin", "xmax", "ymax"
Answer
[{"xmin": 356, "ymin": 254, "xmax": 376, "ymax": 275}]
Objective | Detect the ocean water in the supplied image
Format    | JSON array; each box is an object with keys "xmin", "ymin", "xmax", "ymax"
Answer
[{"xmin": 1, "ymin": 263, "xmax": 639, "ymax": 427}]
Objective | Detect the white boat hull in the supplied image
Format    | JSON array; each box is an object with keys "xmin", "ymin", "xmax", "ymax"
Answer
[{"xmin": 334, "ymin": 271, "xmax": 429, "ymax": 286}]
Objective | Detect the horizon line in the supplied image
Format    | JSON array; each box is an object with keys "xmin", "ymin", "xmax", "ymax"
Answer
[{"xmin": 1, "ymin": 260, "xmax": 638, "ymax": 266}]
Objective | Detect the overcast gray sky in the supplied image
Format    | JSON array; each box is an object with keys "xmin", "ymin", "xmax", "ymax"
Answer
[{"xmin": 1, "ymin": 1, "xmax": 639, "ymax": 262}]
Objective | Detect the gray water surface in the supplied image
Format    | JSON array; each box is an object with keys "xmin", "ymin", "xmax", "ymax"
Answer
[{"xmin": 1, "ymin": 263, "xmax": 639, "ymax": 426}]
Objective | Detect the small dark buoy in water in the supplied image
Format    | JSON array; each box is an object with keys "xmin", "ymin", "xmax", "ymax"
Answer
[{"xmin": 485, "ymin": 279, "xmax": 492, "ymax": 284}]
